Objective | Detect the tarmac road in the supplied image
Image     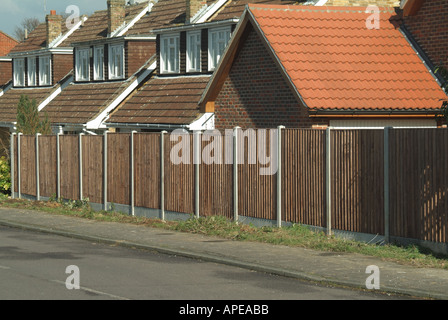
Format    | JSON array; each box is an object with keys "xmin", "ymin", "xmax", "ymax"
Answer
[{"xmin": 0, "ymin": 226, "xmax": 411, "ymax": 301}]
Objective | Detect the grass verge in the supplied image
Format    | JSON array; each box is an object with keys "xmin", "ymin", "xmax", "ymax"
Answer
[{"xmin": 0, "ymin": 194, "xmax": 447, "ymax": 270}]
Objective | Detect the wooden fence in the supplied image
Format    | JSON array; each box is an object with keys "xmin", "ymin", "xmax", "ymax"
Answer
[{"xmin": 9, "ymin": 128, "xmax": 448, "ymax": 245}]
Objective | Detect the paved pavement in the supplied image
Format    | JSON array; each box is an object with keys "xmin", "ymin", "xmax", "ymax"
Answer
[{"xmin": 0, "ymin": 206, "xmax": 447, "ymax": 300}]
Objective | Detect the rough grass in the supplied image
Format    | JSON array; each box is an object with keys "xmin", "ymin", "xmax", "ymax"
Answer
[{"xmin": 0, "ymin": 194, "xmax": 447, "ymax": 270}]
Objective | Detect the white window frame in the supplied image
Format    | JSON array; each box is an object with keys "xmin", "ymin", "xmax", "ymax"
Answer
[
  {"xmin": 13, "ymin": 58, "xmax": 25, "ymax": 87},
  {"xmin": 160, "ymin": 34, "xmax": 180, "ymax": 74},
  {"xmin": 39, "ymin": 55, "xmax": 51, "ymax": 86},
  {"xmin": 94, "ymin": 46, "xmax": 105, "ymax": 81},
  {"xmin": 76, "ymin": 48, "xmax": 90, "ymax": 82},
  {"xmin": 208, "ymin": 26, "xmax": 231, "ymax": 71},
  {"xmin": 108, "ymin": 43, "xmax": 125, "ymax": 80},
  {"xmin": 27, "ymin": 57, "xmax": 37, "ymax": 86},
  {"xmin": 186, "ymin": 31, "xmax": 201, "ymax": 73}
]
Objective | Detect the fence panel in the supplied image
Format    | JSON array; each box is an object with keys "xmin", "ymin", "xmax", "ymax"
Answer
[
  {"xmin": 282, "ymin": 129, "xmax": 326, "ymax": 226},
  {"xmin": 200, "ymin": 132, "xmax": 233, "ymax": 218},
  {"xmin": 20, "ymin": 135, "xmax": 37, "ymax": 197},
  {"xmin": 82, "ymin": 135, "xmax": 103, "ymax": 204},
  {"xmin": 38, "ymin": 135, "xmax": 57, "ymax": 198},
  {"xmin": 164, "ymin": 133, "xmax": 194, "ymax": 214},
  {"xmin": 59, "ymin": 135, "xmax": 80, "ymax": 200},
  {"xmin": 237, "ymin": 129, "xmax": 276, "ymax": 221},
  {"xmin": 134, "ymin": 133, "xmax": 160, "ymax": 210},
  {"xmin": 390, "ymin": 129, "xmax": 448, "ymax": 243},
  {"xmin": 331, "ymin": 130, "xmax": 384, "ymax": 235},
  {"xmin": 107, "ymin": 133, "xmax": 131, "ymax": 206}
]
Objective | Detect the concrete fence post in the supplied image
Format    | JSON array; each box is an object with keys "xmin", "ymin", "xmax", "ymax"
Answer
[
  {"xmin": 160, "ymin": 131, "xmax": 167, "ymax": 221},
  {"xmin": 233, "ymin": 126, "xmax": 240, "ymax": 223},
  {"xmin": 103, "ymin": 131, "xmax": 108, "ymax": 211},
  {"xmin": 384, "ymin": 127, "xmax": 391, "ymax": 243},
  {"xmin": 194, "ymin": 130, "xmax": 201, "ymax": 219},
  {"xmin": 130, "ymin": 131, "xmax": 136, "ymax": 216},
  {"xmin": 17, "ymin": 133, "xmax": 22, "ymax": 199},
  {"xmin": 326, "ymin": 127, "xmax": 332, "ymax": 236},
  {"xmin": 277, "ymin": 125, "xmax": 285, "ymax": 228},
  {"xmin": 56, "ymin": 133, "xmax": 61, "ymax": 200},
  {"xmin": 10, "ymin": 133, "xmax": 15, "ymax": 199},
  {"xmin": 79, "ymin": 133, "xmax": 84, "ymax": 201},
  {"xmin": 36, "ymin": 133, "xmax": 41, "ymax": 201}
]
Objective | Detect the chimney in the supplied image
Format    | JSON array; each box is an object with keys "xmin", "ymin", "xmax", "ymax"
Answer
[
  {"xmin": 186, "ymin": 0, "xmax": 207, "ymax": 24},
  {"xmin": 108, "ymin": 0, "xmax": 126, "ymax": 36},
  {"xmin": 46, "ymin": 10, "xmax": 62, "ymax": 47}
]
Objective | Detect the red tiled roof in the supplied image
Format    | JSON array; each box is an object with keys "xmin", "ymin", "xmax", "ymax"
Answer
[
  {"xmin": 247, "ymin": 4, "xmax": 447, "ymax": 112},
  {"xmin": 107, "ymin": 76, "xmax": 210, "ymax": 125}
]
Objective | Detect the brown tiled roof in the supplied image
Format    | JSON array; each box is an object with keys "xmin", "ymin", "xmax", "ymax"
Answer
[
  {"xmin": 10, "ymin": 23, "xmax": 51, "ymax": 53},
  {"xmin": 43, "ymin": 81, "xmax": 129, "ymax": 125},
  {"xmin": 0, "ymin": 87, "xmax": 56, "ymax": 122},
  {"xmin": 107, "ymin": 76, "xmax": 211, "ymax": 125},
  {"xmin": 210, "ymin": 0, "xmax": 300, "ymax": 21},
  {"xmin": 125, "ymin": 0, "xmax": 188, "ymax": 35}
]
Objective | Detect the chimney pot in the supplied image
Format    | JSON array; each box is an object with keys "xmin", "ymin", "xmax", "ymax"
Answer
[{"xmin": 50, "ymin": 10, "xmax": 56, "ymax": 15}]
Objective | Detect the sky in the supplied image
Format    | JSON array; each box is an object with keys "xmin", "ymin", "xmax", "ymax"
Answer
[{"xmin": 0, "ymin": 0, "xmax": 108, "ymax": 38}]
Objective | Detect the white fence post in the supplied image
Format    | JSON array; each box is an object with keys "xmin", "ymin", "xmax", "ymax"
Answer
[
  {"xmin": 103, "ymin": 131, "xmax": 108, "ymax": 211},
  {"xmin": 57, "ymin": 133, "xmax": 61, "ymax": 200},
  {"xmin": 130, "ymin": 131, "xmax": 136, "ymax": 216},
  {"xmin": 10, "ymin": 133, "xmax": 15, "ymax": 199},
  {"xmin": 277, "ymin": 125, "xmax": 285, "ymax": 228},
  {"xmin": 17, "ymin": 133, "xmax": 22, "ymax": 199},
  {"xmin": 79, "ymin": 133, "xmax": 84, "ymax": 201},
  {"xmin": 194, "ymin": 130, "xmax": 201, "ymax": 219},
  {"xmin": 233, "ymin": 126, "xmax": 240, "ymax": 223},
  {"xmin": 36, "ymin": 133, "xmax": 41, "ymax": 201},
  {"xmin": 160, "ymin": 131, "xmax": 167, "ymax": 221}
]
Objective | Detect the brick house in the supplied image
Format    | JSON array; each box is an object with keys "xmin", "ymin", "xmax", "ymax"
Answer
[
  {"xmin": 0, "ymin": 31, "xmax": 18, "ymax": 57},
  {"xmin": 0, "ymin": 31, "xmax": 18, "ymax": 94},
  {"xmin": 401, "ymin": 0, "xmax": 448, "ymax": 79},
  {"xmin": 199, "ymin": 4, "xmax": 448, "ymax": 129}
]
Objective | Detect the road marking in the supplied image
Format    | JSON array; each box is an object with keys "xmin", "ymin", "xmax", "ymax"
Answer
[
  {"xmin": 0, "ymin": 265, "xmax": 11, "ymax": 270},
  {"xmin": 51, "ymin": 280, "xmax": 130, "ymax": 300}
]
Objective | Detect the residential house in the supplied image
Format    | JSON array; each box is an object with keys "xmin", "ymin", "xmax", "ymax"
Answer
[
  {"xmin": 40, "ymin": 0, "xmax": 216, "ymax": 134},
  {"xmin": 0, "ymin": 9, "xmax": 92, "ymax": 136},
  {"xmin": 0, "ymin": 31, "xmax": 18, "ymax": 57},
  {"xmin": 105, "ymin": 0, "xmax": 302, "ymax": 132},
  {"xmin": 0, "ymin": 31, "xmax": 18, "ymax": 94},
  {"xmin": 199, "ymin": 4, "xmax": 448, "ymax": 129}
]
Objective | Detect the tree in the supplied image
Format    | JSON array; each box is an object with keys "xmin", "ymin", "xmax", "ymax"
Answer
[
  {"xmin": 13, "ymin": 17, "xmax": 41, "ymax": 41},
  {"xmin": 16, "ymin": 95, "xmax": 52, "ymax": 135}
]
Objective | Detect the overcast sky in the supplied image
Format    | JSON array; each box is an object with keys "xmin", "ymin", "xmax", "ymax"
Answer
[{"xmin": 0, "ymin": 0, "xmax": 107, "ymax": 38}]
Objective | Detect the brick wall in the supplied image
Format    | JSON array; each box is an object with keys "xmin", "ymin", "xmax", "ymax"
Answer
[
  {"xmin": 0, "ymin": 60, "xmax": 12, "ymax": 85},
  {"xmin": 125, "ymin": 40, "xmax": 156, "ymax": 77},
  {"xmin": 0, "ymin": 33, "xmax": 18, "ymax": 57},
  {"xmin": 214, "ymin": 25, "xmax": 327, "ymax": 130},
  {"xmin": 403, "ymin": 0, "xmax": 448, "ymax": 70},
  {"xmin": 325, "ymin": 0, "xmax": 400, "ymax": 6},
  {"xmin": 52, "ymin": 54, "xmax": 73, "ymax": 84}
]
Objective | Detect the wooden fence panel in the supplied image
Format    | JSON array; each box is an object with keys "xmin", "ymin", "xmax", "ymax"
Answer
[
  {"xmin": 282, "ymin": 129, "xmax": 326, "ymax": 226},
  {"xmin": 107, "ymin": 133, "xmax": 131, "ymax": 206},
  {"xmin": 20, "ymin": 135, "xmax": 36, "ymax": 197},
  {"xmin": 59, "ymin": 135, "xmax": 80, "ymax": 200},
  {"xmin": 38, "ymin": 135, "xmax": 57, "ymax": 198},
  {"xmin": 331, "ymin": 130, "xmax": 384, "ymax": 235},
  {"xmin": 82, "ymin": 135, "xmax": 103, "ymax": 204},
  {"xmin": 164, "ymin": 133, "xmax": 194, "ymax": 214},
  {"xmin": 390, "ymin": 129, "xmax": 448, "ymax": 243},
  {"xmin": 134, "ymin": 133, "xmax": 160, "ymax": 209},
  {"xmin": 237, "ymin": 129, "xmax": 276, "ymax": 221},
  {"xmin": 200, "ymin": 133, "xmax": 233, "ymax": 218}
]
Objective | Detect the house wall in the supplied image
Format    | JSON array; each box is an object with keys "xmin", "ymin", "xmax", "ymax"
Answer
[
  {"xmin": 213, "ymin": 25, "xmax": 327, "ymax": 130},
  {"xmin": 403, "ymin": 0, "xmax": 448, "ymax": 70},
  {"xmin": 0, "ymin": 60, "xmax": 12, "ymax": 85},
  {"xmin": 52, "ymin": 54, "xmax": 73, "ymax": 84},
  {"xmin": 0, "ymin": 33, "xmax": 18, "ymax": 57},
  {"xmin": 125, "ymin": 40, "xmax": 156, "ymax": 77}
]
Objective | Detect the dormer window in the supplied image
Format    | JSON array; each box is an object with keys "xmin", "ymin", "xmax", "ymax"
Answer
[
  {"xmin": 13, "ymin": 58, "xmax": 25, "ymax": 87},
  {"xmin": 39, "ymin": 56, "xmax": 51, "ymax": 86},
  {"xmin": 109, "ymin": 43, "xmax": 124, "ymax": 80},
  {"xmin": 208, "ymin": 27, "xmax": 231, "ymax": 71},
  {"xmin": 187, "ymin": 31, "xmax": 201, "ymax": 73},
  {"xmin": 160, "ymin": 34, "xmax": 179, "ymax": 74},
  {"xmin": 27, "ymin": 57, "xmax": 37, "ymax": 86},
  {"xmin": 94, "ymin": 46, "xmax": 104, "ymax": 81},
  {"xmin": 76, "ymin": 48, "xmax": 90, "ymax": 82}
]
